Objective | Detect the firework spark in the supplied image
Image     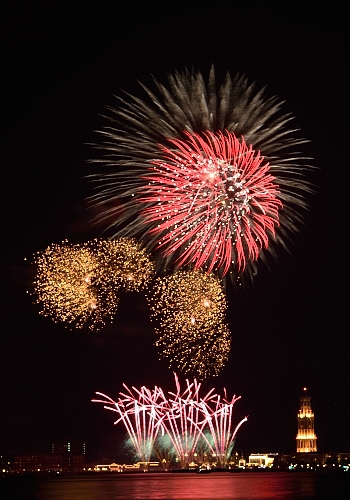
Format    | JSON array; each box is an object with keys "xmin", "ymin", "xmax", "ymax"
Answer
[
  {"xmin": 91, "ymin": 67, "xmax": 313, "ymax": 281},
  {"xmin": 33, "ymin": 238, "xmax": 154, "ymax": 330},
  {"xmin": 147, "ymin": 269, "xmax": 231, "ymax": 378}
]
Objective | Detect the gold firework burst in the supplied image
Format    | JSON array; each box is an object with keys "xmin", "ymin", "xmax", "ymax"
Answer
[
  {"xmin": 95, "ymin": 238, "xmax": 155, "ymax": 292},
  {"xmin": 147, "ymin": 269, "xmax": 231, "ymax": 378},
  {"xmin": 33, "ymin": 241, "xmax": 119, "ymax": 330},
  {"xmin": 149, "ymin": 270, "xmax": 227, "ymax": 333},
  {"xmin": 155, "ymin": 322, "xmax": 232, "ymax": 379},
  {"xmin": 33, "ymin": 238, "xmax": 154, "ymax": 330}
]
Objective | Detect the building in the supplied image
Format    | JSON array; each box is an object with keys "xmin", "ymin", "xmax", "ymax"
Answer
[
  {"xmin": 12, "ymin": 453, "xmax": 85, "ymax": 473},
  {"xmin": 51, "ymin": 441, "xmax": 86, "ymax": 456},
  {"xmin": 247, "ymin": 453, "xmax": 276, "ymax": 468},
  {"xmin": 11, "ymin": 442, "xmax": 86, "ymax": 474},
  {"xmin": 94, "ymin": 461, "xmax": 160, "ymax": 472},
  {"xmin": 296, "ymin": 388, "xmax": 317, "ymax": 453}
]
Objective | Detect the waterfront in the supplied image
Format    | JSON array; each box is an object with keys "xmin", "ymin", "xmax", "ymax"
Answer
[{"xmin": 1, "ymin": 472, "xmax": 349, "ymax": 500}]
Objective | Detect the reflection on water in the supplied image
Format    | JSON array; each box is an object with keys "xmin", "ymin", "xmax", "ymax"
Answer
[{"xmin": 1, "ymin": 472, "xmax": 349, "ymax": 500}]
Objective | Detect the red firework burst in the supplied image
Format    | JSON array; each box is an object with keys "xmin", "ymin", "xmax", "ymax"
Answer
[
  {"xmin": 142, "ymin": 131, "xmax": 282, "ymax": 274},
  {"xmin": 91, "ymin": 67, "xmax": 314, "ymax": 282}
]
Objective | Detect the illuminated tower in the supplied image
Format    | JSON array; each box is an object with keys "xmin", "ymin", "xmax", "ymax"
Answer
[{"xmin": 296, "ymin": 388, "xmax": 317, "ymax": 453}]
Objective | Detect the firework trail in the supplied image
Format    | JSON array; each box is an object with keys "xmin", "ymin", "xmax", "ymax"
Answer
[
  {"xmin": 92, "ymin": 384, "xmax": 166, "ymax": 465},
  {"xmin": 162, "ymin": 373, "xmax": 217, "ymax": 468},
  {"xmin": 91, "ymin": 67, "xmax": 313, "ymax": 282},
  {"xmin": 194, "ymin": 390, "xmax": 248, "ymax": 467},
  {"xmin": 93, "ymin": 373, "xmax": 247, "ymax": 469}
]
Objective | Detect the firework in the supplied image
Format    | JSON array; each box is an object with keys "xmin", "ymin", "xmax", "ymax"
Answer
[
  {"xmin": 90, "ymin": 67, "xmax": 313, "ymax": 281},
  {"xmin": 143, "ymin": 131, "xmax": 282, "ymax": 275},
  {"xmin": 95, "ymin": 238, "xmax": 155, "ymax": 292},
  {"xmin": 93, "ymin": 384, "xmax": 166, "ymax": 465},
  {"xmin": 195, "ymin": 391, "xmax": 248, "ymax": 467},
  {"xmin": 152, "ymin": 433, "xmax": 176, "ymax": 470},
  {"xmin": 149, "ymin": 269, "xmax": 227, "ymax": 332},
  {"xmin": 93, "ymin": 373, "xmax": 247, "ymax": 469},
  {"xmin": 155, "ymin": 322, "xmax": 231, "ymax": 380},
  {"xmin": 161, "ymin": 373, "xmax": 218, "ymax": 467},
  {"xmin": 33, "ymin": 238, "xmax": 154, "ymax": 330},
  {"xmin": 147, "ymin": 269, "xmax": 231, "ymax": 378},
  {"xmin": 33, "ymin": 241, "xmax": 118, "ymax": 330}
]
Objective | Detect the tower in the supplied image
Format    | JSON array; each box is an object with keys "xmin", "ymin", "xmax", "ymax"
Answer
[{"xmin": 296, "ymin": 388, "xmax": 317, "ymax": 453}]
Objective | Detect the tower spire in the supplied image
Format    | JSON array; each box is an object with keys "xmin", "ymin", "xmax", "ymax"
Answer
[{"xmin": 296, "ymin": 388, "xmax": 317, "ymax": 453}]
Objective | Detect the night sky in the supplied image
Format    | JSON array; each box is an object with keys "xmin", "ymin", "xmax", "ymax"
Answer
[{"xmin": 2, "ymin": 4, "xmax": 349, "ymax": 461}]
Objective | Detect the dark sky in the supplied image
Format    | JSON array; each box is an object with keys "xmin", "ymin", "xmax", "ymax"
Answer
[{"xmin": 1, "ymin": 3, "xmax": 349, "ymax": 461}]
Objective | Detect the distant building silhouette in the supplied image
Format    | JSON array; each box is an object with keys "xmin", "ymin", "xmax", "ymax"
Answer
[{"xmin": 296, "ymin": 388, "xmax": 317, "ymax": 453}]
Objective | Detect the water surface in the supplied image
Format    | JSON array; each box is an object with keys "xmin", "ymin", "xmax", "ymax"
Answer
[{"xmin": 1, "ymin": 472, "xmax": 349, "ymax": 500}]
